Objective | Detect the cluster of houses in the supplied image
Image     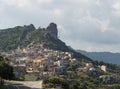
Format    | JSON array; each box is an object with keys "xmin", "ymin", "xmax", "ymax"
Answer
[
  {"xmin": 77, "ymin": 63, "xmax": 107, "ymax": 77},
  {"xmin": 76, "ymin": 62, "xmax": 117, "ymax": 82},
  {"xmin": 4, "ymin": 44, "xmax": 77, "ymax": 80},
  {"xmin": 3, "ymin": 44, "xmax": 116, "ymax": 82}
]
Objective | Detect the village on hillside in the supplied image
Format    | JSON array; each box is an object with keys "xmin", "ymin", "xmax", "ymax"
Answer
[{"xmin": 2, "ymin": 43, "xmax": 115, "ymax": 83}]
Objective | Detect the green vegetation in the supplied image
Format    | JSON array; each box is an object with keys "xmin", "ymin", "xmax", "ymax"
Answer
[
  {"xmin": 43, "ymin": 75, "xmax": 120, "ymax": 89},
  {"xmin": 17, "ymin": 76, "xmax": 25, "ymax": 81},
  {"xmin": 0, "ymin": 56, "xmax": 14, "ymax": 87},
  {"xmin": 0, "ymin": 24, "xmax": 35, "ymax": 51},
  {"xmin": 0, "ymin": 24, "xmax": 70, "ymax": 52},
  {"xmin": 0, "ymin": 85, "xmax": 7, "ymax": 89},
  {"xmin": 43, "ymin": 77, "xmax": 69, "ymax": 89},
  {"xmin": 25, "ymin": 74, "xmax": 38, "ymax": 81},
  {"xmin": 42, "ymin": 58, "xmax": 120, "ymax": 89}
]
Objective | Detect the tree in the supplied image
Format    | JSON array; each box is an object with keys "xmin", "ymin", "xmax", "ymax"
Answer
[
  {"xmin": 69, "ymin": 82, "xmax": 80, "ymax": 89},
  {"xmin": 0, "ymin": 56, "xmax": 14, "ymax": 85},
  {"xmin": 43, "ymin": 77, "xmax": 69, "ymax": 89}
]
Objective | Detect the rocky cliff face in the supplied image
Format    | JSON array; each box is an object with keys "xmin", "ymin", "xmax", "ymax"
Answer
[{"xmin": 46, "ymin": 23, "xmax": 58, "ymax": 40}]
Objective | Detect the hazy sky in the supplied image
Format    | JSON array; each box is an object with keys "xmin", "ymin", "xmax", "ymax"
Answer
[{"xmin": 0, "ymin": 0, "xmax": 120, "ymax": 52}]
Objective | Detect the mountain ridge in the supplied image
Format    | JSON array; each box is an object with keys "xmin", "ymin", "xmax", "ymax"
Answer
[{"xmin": 77, "ymin": 50, "xmax": 120, "ymax": 64}]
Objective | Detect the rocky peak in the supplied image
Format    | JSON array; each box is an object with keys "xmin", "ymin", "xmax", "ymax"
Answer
[
  {"xmin": 20, "ymin": 24, "xmax": 36, "ymax": 40},
  {"xmin": 46, "ymin": 23, "xmax": 58, "ymax": 40},
  {"xmin": 24, "ymin": 24, "xmax": 36, "ymax": 31}
]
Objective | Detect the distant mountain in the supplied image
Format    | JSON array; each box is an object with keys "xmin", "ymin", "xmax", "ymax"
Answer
[
  {"xmin": 0, "ymin": 23, "xmax": 92, "ymax": 61},
  {"xmin": 77, "ymin": 50, "xmax": 120, "ymax": 64}
]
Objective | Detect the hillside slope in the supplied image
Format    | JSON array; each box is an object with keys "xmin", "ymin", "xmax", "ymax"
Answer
[
  {"xmin": 0, "ymin": 23, "xmax": 92, "ymax": 61},
  {"xmin": 0, "ymin": 23, "xmax": 68, "ymax": 51}
]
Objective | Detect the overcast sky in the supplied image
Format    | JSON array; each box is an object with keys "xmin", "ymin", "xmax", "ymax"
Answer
[{"xmin": 0, "ymin": 0, "xmax": 120, "ymax": 52}]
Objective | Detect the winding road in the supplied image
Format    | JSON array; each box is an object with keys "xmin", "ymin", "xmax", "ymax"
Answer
[
  {"xmin": 5, "ymin": 80, "xmax": 43, "ymax": 89},
  {"xmin": 6, "ymin": 84, "xmax": 31, "ymax": 89}
]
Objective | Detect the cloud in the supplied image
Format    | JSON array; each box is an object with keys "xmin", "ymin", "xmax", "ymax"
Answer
[
  {"xmin": 37, "ymin": 0, "xmax": 53, "ymax": 4},
  {"xmin": 53, "ymin": 8, "xmax": 63, "ymax": 16},
  {"xmin": 0, "ymin": 0, "xmax": 32, "ymax": 8},
  {"xmin": 0, "ymin": 0, "xmax": 120, "ymax": 52},
  {"xmin": 112, "ymin": 0, "xmax": 120, "ymax": 17}
]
